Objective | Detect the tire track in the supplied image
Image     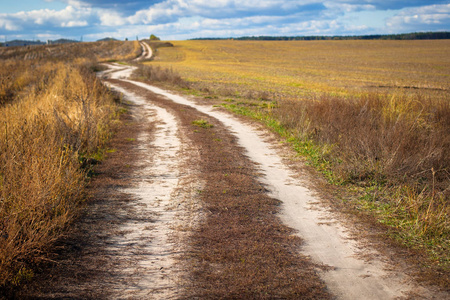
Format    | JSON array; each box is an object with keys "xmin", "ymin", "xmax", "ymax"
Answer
[
  {"xmin": 106, "ymin": 78, "xmax": 331, "ymax": 298},
  {"xmin": 102, "ymin": 83, "xmax": 184, "ymax": 298},
  {"xmin": 133, "ymin": 41, "xmax": 153, "ymax": 62}
]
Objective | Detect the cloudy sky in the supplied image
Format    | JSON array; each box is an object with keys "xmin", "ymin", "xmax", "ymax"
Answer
[{"xmin": 1, "ymin": 0, "xmax": 449, "ymax": 41}]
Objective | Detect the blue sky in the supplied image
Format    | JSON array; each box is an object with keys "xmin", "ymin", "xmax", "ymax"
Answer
[{"xmin": 0, "ymin": 0, "xmax": 449, "ymax": 41}]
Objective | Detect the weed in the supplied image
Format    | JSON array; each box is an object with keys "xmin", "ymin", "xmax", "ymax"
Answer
[
  {"xmin": 12, "ymin": 267, "xmax": 34, "ymax": 286},
  {"xmin": 192, "ymin": 119, "xmax": 214, "ymax": 128}
]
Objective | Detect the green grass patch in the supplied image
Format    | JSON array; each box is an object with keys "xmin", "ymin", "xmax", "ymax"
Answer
[{"xmin": 192, "ymin": 119, "xmax": 214, "ymax": 128}]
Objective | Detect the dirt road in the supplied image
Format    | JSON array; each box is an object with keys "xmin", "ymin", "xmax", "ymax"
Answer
[
  {"xmin": 103, "ymin": 64, "xmax": 447, "ymax": 299},
  {"xmin": 133, "ymin": 41, "xmax": 153, "ymax": 61},
  {"xmin": 20, "ymin": 63, "xmax": 446, "ymax": 299}
]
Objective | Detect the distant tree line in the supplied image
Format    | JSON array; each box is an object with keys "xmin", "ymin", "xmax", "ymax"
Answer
[
  {"xmin": 192, "ymin": 31, "xmax": 450, "ymax": 41},
  {"xmin": 1, "ymin": 38, "xmax": 80, "ymax": 47}
]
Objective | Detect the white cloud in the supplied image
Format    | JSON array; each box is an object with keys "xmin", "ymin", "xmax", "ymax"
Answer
[
  {"xmin": 386, "ymin": 4, "xmax": 450, "ymax": 30},
  {"xmin": 0, "ymin": 18, "xmax": 20, "ymax": 31},
  {"xmin": 62, "ymin": 20, "xmax": 88, "ymax": 27},
  {"xmin": 3, "ymin": 5, "xmax": 93, "ymax": 29},
  {"xmin": 126, "ymin": 0, "xmax": 188, "ymax": 25},
  {"xmin": 98, "ymin": 10, "xmax": 125, "ymax": 26},
  {"xmin": 323, "ymin": 2, "xmax": 376, "ymax": 13}
]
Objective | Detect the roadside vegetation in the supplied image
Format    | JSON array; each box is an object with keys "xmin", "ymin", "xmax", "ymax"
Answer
[
  {"xmin": 0, "ymin": 40, "xmax": 139, "ymax": 291},
  {"xmin": 141, "ymin": 40, "xmax": 449, "ymax": 283}
]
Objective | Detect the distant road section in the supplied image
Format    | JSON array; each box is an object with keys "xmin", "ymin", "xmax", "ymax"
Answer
[{"xmin": 134, "ymin": 41, "xmax": 153, "ymax": 61}]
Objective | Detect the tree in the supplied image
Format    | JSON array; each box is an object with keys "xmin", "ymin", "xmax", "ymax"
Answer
[{"xmin": 150, "ymin": 34, "xmax": 160, "ymax": 41}]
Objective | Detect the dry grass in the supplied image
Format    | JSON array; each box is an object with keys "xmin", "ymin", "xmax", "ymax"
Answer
[
  {"xmin": 147, "ymin": 40, "xmax": 450, "ymax": 271},
  {"xmin": 272, "ymin": 94, "xmax": 449, "ymax": 238},
  {"xmin": 0, "ymin": 41, "xmax": 129, "ymax": 289},
  {"xmin": 0, "ymin": 40, "xmax": 139, "ymax": 62},
  {"xmin": 133, "ymin": 64, "xmax": 188, "ymax": 87}
]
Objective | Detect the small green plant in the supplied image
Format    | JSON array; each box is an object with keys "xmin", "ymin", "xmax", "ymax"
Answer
[
  {"xmin": 12, "ymin": 267, "xmax": 34, "ymax": 286},
  {"xmin": 192, "ymin": 119, "xmax": 213, "ymax": 128}
]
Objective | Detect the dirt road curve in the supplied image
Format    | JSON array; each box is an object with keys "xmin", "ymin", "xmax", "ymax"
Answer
[
  {"xmin": 20, "ymin": 63, "xmax": 446, "ymax": 299},
  {"xmin": 134, "ymin": 42, "xmax": 153, "ymax": 61}
]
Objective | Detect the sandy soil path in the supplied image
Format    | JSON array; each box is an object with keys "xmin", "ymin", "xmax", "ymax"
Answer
[
  {"xmin": 101, "ymin": 84, "xmax": 184, "ymax": 298},
  {"xmin": 133, "ymin": 41, "xmax": 153, "ymax": 61}
]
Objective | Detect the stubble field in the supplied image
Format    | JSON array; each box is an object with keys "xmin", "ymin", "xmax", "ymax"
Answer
[{"xmin": 149, "ymin": 39, "xmax": 449, "ymax": 100}]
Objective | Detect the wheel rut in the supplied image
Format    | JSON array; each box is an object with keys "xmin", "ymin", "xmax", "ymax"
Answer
[{"xmin": 105, "ymin": 74, "xmax": 417, "ymax": 299}]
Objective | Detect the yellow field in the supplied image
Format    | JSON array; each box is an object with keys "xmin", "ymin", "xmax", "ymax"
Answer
[{"xmin": 149, "ymin": 40, "xmax": 450, "ymax": 100}]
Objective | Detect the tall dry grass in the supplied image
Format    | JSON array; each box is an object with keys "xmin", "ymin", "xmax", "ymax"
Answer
[
  {"xmin": 133, "ymin": 64, "xmax": 189, "ymax": 88},
  {"xmin": 0, "ymin": 43, "xmax": 122, "ymax": 288},
  {"xmin": 270, "ymin": 93, "xmax": 449, "ymax": 241},
  {"xmin": 0, "ymin": 40, "xmax": 140, "ymax": 62}
]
